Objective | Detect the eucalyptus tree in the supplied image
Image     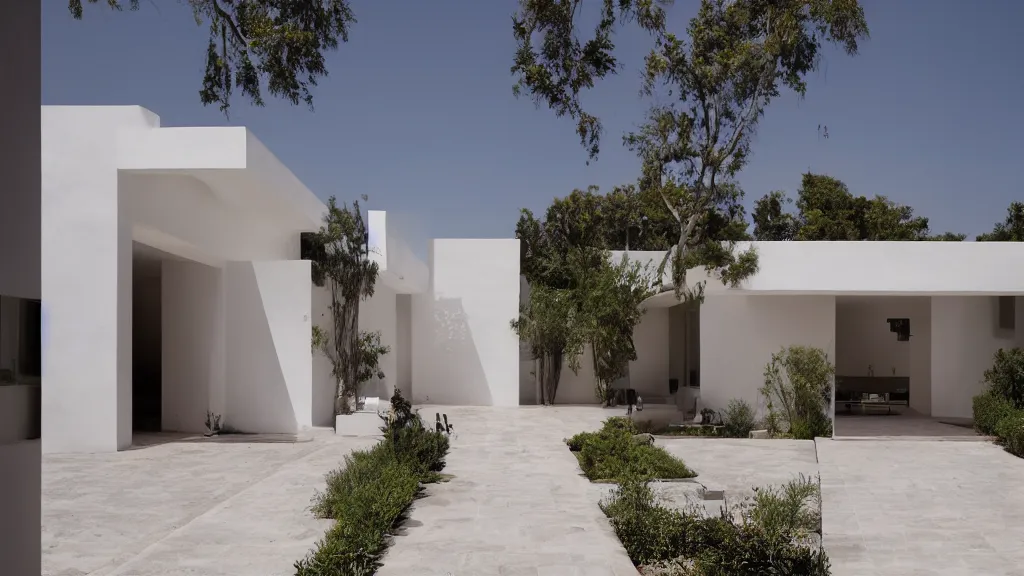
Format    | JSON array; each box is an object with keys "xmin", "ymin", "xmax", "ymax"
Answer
[
  {"xmin": 977, "ymin": 202, "xmax": 1024, "ymax": 241},
  {"xmin": 308, "ymin": 196, "xmax": 379, "ymax": 415},
  {"xmin": 751, "ymin": 173, "xmax": 966, "ymax": 241},
  {"xmin": 70, "ymin": 0, "xmax": 356, "ymax": 115},
  {"xmin": 514, "ymin": 0, "xmax": 871, "ymax": 301}
]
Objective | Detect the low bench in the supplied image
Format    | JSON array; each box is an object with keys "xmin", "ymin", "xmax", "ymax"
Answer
[{"xmin": 835, "ymin": 376, "xmax": 910, "ymax": 415}]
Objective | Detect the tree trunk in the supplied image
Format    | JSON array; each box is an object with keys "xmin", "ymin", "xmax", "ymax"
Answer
[
  {"xmin": 536, "ymin": 356, "xmax": 544, "ymax": 401},
  {"xmin": 541, "ymin": 350, "xmax": 563, "ymax": 405}
]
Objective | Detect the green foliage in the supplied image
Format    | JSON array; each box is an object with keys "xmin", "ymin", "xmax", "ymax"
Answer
[
  {"xmin": 307, "ymin": 197, "xmax": 380, "ymax": 415},
  {"xmin": 996, "ymin": 413, "xmax": 1024, "ymax": 458},
  {"xmin": 752, "ymin": 173, "xmax": 961, "ymax": 241},
  {"xmin": 973, "ymin": 390, "xmax": 1017, "ymax": 436},
  {"xmin": 976, "ymin": 202, "xmax": 1024, "ymax": 241},
  {"xmin": 744, "ymin": 474, "xmax": 822, "ymax": 547},
  {"xmin": 380, "ymin": 390, "xmax": 450, "ymax": 480},
  {"xmin": 721, "ymin": 399, "xmax": 757, "ymax": 439},
  {"xmin": 567, "ymin": 418, "xmax": 695, "ymax": 482},
  {"xmin": 761, "ymin": 346, "xmax": 834, "ymax": 439},
  {"xmin": 300, "ymin": 445, "xmax": 420, "ymax": 575},
  {"xmin": 354, "ymin": 331, "xmax": 390, "ymax": 387},
  {"xmin": 752, "ymin": 190, "xmax": 800, "ymax": 241},
  {"xmin": 601, "ymin": 474, "xmax": 830, "ymax": 575},
  {"xmin": 599, "ymin": 474, "xmax": 691, "ymax": 565},
  {"xmin": 297, "ymin": 391, "xmax": 450, "ymax": 575},
  {"xmin": 510, "ymin": 0, "xmax": 669, "ymax": 160},
  {"xmin": 973, "ymin": 349, "xmax": 1024, "ymax": 459},
  {"xmin": 625, "ymin": 0, "xmax": 868, "ymax": 301},
  {"xmin": 983, "ymin": 348, "xmax": 1024, "ymax": 409},
  {"xmin": 70, "ymin": 0, "xmax": 356, "ymax": 116},
  {"xmin": 514, "ymin": 196, "xmax": 658, "ymax": 404}
]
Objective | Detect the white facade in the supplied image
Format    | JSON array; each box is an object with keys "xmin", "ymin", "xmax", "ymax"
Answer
[
  {"xmin": 40, "ymin": 106, "xmax": 442, "ymax": 451},
  {"xmin": 41, "ymin": 106, "xmax": 1024, "ymax": 455},
  {"xmin": 604, "ymin": 244, "xmax": 1024, "ymax": 421}
]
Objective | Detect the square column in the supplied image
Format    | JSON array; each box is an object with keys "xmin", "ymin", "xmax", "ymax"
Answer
[{"xmin": 42, "ymin": 110, "xmax": 143, "ymax": 453}]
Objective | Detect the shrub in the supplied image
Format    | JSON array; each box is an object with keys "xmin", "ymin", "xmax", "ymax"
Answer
[
  {"xmin": 761, "ymin": 346, "xmax": 834, "ymax": 439},
  {"xmin": 600, "ymin": 475, "xmax": 692, "ymax": 565},
  {"xmin": 601, "ymin": 474, "xmax": 831, "ymax": 576},
  {"xmin": 972, "ymin": 390, "xmax": 1017, "ymax": 436},
  {"xmin": 995, "ymin": 412, "xmax": 1024, "ymax": 457},
  {"xmin": 568, "ymin": 418, "xmax": 695, "ymax": 482},
  {"xmin": 721, "ymin": 399, "xmax": 757, "ymax": 438},
  {"xmin": 984, "ymin": 348, "xmax": 1024, "ymax": 409},
  {"xmin": 295, "ymin": 390, "xmax": 451, "ymax": 575},
  {"xmin": 299, "ymin": 444, "xmax": 421, "ymax": 575}
]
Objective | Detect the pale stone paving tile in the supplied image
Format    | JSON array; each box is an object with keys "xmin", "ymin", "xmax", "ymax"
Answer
[
  {"xmin": 43, "ymin": 433, "xmax": 372, "ymax": 576},
  {"xmin": 818, "ymin": 438, "xmax": 1024, "ymax": 576},
  {"xmin": 376, "ymin": 406, "xmax": 639, "ymax": 576}
]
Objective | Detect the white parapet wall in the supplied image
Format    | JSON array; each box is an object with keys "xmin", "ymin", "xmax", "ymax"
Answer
[{"xmin": 412, "ymin": 239, "xmax": 521, "ymax": 406}]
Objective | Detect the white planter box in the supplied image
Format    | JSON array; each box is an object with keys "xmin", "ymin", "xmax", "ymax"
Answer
[{"xmin": 335, "ymin": 411, "xmax": 383, "ymax": 437}]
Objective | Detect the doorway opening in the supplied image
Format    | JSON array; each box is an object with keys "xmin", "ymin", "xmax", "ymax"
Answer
[{"xmin": 132, "ymin": 242, "xmax": 163, "ymax": 432}]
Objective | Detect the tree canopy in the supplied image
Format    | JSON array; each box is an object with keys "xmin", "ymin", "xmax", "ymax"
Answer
[
  {"xmin": 70, "ymin": 0, "xmax": 356, "ymax": 115},
  {"xmin": 751, "ymin": 173, "xmax": 965, "ymax": 241},
  {"xmin": 976, "ymin": 202, "xmax": 1024, "ymax": 241},
  {"xmin": 514, "ymin": 191, "xmax": 657, "ymax": 404}
]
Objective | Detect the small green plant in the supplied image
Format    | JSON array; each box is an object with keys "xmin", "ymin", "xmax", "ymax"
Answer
[
  {"xmin": 721, "ymin": 399, "xmax": 757, "ymax": 438},
  {"xmin": 601, "ymin": 474, "xmax": 831, "ymax": 575},
  {"xmin": 204, "ymin": 411, "xmax": 222, "ymax": 436},
  {"xmin": 984, "ymin": 348, "xmax": 1024, "ymax": 409},
  {"xmin": 567, "ymin": 418, "xmax": 695, "ymax": 482},
  {"xmin": 761, "ymin": 346, "xmax": 834, "ymax": 439}
]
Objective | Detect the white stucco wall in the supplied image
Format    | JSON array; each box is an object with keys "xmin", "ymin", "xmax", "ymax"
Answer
[
  {"xmin": 161, "ymin": 260, "xmax": 224, "ymax": 433},
  {"xmin": 396, "ymin": 294, "xmax": 413, "ymax": 399},
  {"xmin": 359, "ymin": 283, "xmax": 398, "ymax": 400},
  {"xmin": 931, "ymin": 296, "xmax": 1017, "ymax": 420},
  {"xmin": 700, "ymin": 295, "xmax": 837, "ymax": 415},
  {"xmin": 620, "ymin": 243, "xmax": 1024, "ymax": 297},
  {"xmin": 412, "ymin": 239, "xmax": 520, "ymax": 406},
  {"xmin": 225, "ymin": 261, "xmax": 312, "ymax": 433},
  {"xmin": 42, "ymin": 107, "xmax": 156, "ymax": 453},
  {"xmin": 835, "ymin": 298, "xmax": 913, "ymax": 378},
  {"xmin": 311, "ymin": 283, "xmax": 335, "ymax": 427}
]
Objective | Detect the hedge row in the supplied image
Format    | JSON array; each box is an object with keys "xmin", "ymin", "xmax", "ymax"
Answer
[{"xmin": 294, "ymin": 392, "xmax": 449, "ymax": 576}]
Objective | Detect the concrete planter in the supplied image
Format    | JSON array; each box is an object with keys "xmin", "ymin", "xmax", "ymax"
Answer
[{"xmin": 335, "ymin": 411, "xmax": 383, "ymax": 437}]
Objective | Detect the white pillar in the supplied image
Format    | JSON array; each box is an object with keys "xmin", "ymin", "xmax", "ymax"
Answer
[
  {"xmin": 42, "ymin": 109, "xmax": 141, "ymax": 453},
  {"xmin": 0, "ymin": 1, "xmax": 41, "ymax": 573}
]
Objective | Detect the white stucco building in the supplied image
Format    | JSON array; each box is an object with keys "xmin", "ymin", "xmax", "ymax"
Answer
[
  {"xmin": 553, "ymin": 245, "xmax": 1024, "ymax": 423},
  {"xmin": 40, "ymin": 105, "xmax": 1024, "ymax": 455}
]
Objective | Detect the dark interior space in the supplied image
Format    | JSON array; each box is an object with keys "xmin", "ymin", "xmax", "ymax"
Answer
[{"xmin": 132, "ymin": 244, "xmax": 163, "ymax": 432}]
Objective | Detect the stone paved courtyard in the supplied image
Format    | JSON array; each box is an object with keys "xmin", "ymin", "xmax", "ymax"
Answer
[
  {"xmin": 43, "ymin": 431, "xmax": 373, "ymax": 576},
  {"xmin": 42, "ymin": 407, "xmax": 1024, "ymax": 576},
  {"xmin": 819, "ymin": 439, "xmax": 1024, "ymax": 576},
  {"xmin": 376, "ymin": 405, "xmax": 637, "ymax": 576}
]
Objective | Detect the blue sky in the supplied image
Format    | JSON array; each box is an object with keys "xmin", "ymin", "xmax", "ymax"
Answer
[{"xmin": 43, "ymin": 0, "xmax": 1024, "ymax": 247}]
